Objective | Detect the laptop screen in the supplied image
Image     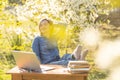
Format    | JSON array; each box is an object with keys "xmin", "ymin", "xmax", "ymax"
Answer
[{"xmin": 12, "ymin": 51, "xmax": 42, "ymax": 72}]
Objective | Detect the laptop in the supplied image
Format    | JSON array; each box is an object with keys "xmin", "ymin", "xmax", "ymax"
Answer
[{"xmin": 12, "ymin": 51, "xmax": 55, "ymax": 72}]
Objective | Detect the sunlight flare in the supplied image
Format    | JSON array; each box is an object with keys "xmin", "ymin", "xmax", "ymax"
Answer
[
  {"xmin": 107, "ymin": 67, "xmax": 120, "ymax": 80},
  {"xmin": 95, "ymin": 40, "xmax": 120, "ymax": 69},
  {"xmin": 80, "ymin": 27, "xmax": 100, "ymax": 48}
]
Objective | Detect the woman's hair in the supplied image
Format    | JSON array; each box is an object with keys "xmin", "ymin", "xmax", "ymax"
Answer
[
  {"xmin": 39, "ymin": 19, "xmax": 54, "ymax": 37},
  {"xmin": 39, "ymin": 19, "xmax": 53, "ymax": 28}
]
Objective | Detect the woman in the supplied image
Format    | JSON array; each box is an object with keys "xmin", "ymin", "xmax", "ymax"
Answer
[{"xmin": 32, "ymin": 19, "xmax": 88, "ymax": 65}]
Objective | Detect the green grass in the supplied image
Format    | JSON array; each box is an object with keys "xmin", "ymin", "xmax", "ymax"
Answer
[
  {"xmin": 0, "ymin": 69, "xmax": 11, "ymax": 80},
  {"xmin": 0, "ymin": 58, "xmax": 14, "ymax": 80}
]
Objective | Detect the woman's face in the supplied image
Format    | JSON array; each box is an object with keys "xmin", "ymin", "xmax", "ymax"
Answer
[{"xmin": 39, "ymin": 20, "xmax": 50, "ymax": 37}]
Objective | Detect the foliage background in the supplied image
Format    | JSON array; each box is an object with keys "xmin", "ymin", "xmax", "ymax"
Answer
[{"xmin": 0, "ymin": 0, "xmax": 120, "ymax": 80}]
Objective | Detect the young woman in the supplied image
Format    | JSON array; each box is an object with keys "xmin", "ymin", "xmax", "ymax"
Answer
[{"xmin": 32, "ymin": 19, "xmax": 88, "ymax": 65}]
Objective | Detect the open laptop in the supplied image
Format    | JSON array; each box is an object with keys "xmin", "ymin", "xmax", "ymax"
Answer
[{"xmin": 12, "ymin": 51, "xmax": 55, "ymax": 72}]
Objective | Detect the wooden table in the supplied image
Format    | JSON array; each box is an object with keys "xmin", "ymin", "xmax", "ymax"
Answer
[{"xmin": 7, "ymin": 65, "xmax": 88, "ymax": 80}]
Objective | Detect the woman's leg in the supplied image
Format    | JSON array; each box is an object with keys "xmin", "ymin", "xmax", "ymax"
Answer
[
  {"xmin": 49, "ymin": 54, "xmax": 75, "ymax": 66},
  {"xmin": 60, "ymin": 54, "xmax": 73, "ymax": 60},
  {"xmin": 71, "ymin": 45, "xmax": 88, "ymax": 60},
  {"xmin": 71, "ymin": 45, "xmax": 82, "ymax": 60},
  {"xmin": 80, "ymin": 49, "xmax": 88, "ymax": 60},
  {"xmin": 49, "ymin": 45, "xmax": 88, "ymax": 65}
]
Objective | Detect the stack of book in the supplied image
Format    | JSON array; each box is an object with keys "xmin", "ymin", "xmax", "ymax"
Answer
[{"xmin": 67, "ymin": 61, "xmax": 90, "ymax": 73}]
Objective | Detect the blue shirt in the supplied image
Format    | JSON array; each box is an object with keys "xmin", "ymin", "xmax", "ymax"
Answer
[{"xmin": 32, "ymin": 36, "xmax": 60, "ymax": 64}]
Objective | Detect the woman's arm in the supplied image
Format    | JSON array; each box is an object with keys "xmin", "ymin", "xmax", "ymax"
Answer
[{"xmin": 32, "ymin": 37, "xmax": 41, "ymax": 61}]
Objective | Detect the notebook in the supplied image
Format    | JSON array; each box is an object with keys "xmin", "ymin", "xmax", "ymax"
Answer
[{"xmin": 12, "ymin": 51, "xmax": 55, "ymax": 72}]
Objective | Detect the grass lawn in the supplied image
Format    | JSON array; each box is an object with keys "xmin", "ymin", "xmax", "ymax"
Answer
[
  {"xmin": 0, "ymin": 61, "xmax": 12, "ymax": 80},
  {"xmin": 0, "ymin": 69, "xmax": 11, "ymax": 80}
]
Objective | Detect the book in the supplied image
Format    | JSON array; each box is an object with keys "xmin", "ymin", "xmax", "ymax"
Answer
[
  {"xmin": 68, "ymin": 61, "xmax": 90, "ymax": 68},
  {"xmin": 67, "ymin": 61, "xmax": 90, "ymax": 73},
  {"xmin": 68, "ymin": 67, "xmax": 90, "ymax": 73},
  {"xmin": 68, "ymin": 64, "xmax": 90, "ymax": 69}
]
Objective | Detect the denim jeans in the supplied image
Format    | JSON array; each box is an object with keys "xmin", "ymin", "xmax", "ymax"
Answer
[{"xmin": 49, "ymin": 53, "xmax": 75, "ymax": 66}]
